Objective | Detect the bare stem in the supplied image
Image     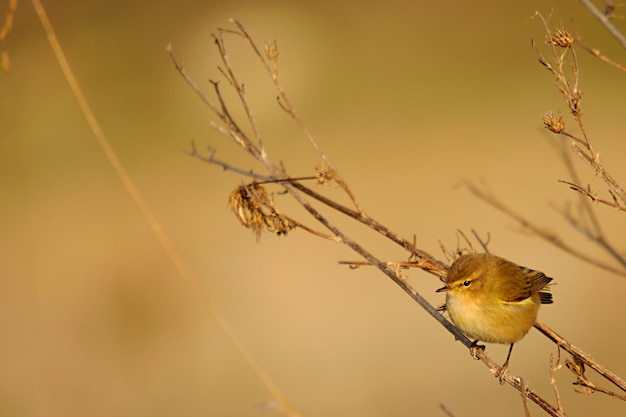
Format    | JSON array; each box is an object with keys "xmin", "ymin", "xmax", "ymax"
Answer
[
  {"xmin": 465, "ymin": 182, "xmax": 626, "ymax": 276},
  {"xmin": 535, "ymin": 321, "xmax": 626, "ymax": 394},
  {"xmin": 579, "ymin": 0, "xmax": 626, "ymax": 49},
  {"xmin": 169, "ymin": 19, "xmax": 625, "ymax": 417}
]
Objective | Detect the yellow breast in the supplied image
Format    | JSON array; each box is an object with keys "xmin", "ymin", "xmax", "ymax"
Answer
[{"xmin": 446, "ymin": 291, "xmax": 540, "ymax": 344}]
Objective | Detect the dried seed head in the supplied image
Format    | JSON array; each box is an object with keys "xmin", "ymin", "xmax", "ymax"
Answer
[
  {"xmin": 543, "ymin": 111, "xmax": 565, "ymax": 133},
  {"xmin": 264, "ymin": 40, "xmax": 279, "ymax": 60},
  {"xmin": 267, "ymin": 213, "xmax": 295, "ymax": 236},
  {"xmin": 249, "ymin": 206, "xmax": 266, "ymax": 239},
  {"xmin": 228, "ymin": 182, "xmax": 293, "ymax": 239},
  {"xmin": 548, "ymin": 27, "xmax": 574, "ymax": 48},
  {"xmin": 316, "ymin": 163, "xmax": 336, "ymax": 185},
  {"xmin": 250, "ymin": 182, "xmax": 268, "ymax": 202},
  {"xmin": 229, "ymin": 183, "xmax": 268, "ymax": 236},
  {"xmin": 229, "ymin": 186, "xmax": 250, "ymax": 226}
]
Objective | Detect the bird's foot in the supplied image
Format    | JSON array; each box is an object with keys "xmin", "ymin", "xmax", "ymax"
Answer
[
  {"xmin": 495, "ymin": 362, "xmax": 509, "ymax": 384},
  {"xmin": 469, "ymin": 340, "xmax": 485, "ymax": 360}
]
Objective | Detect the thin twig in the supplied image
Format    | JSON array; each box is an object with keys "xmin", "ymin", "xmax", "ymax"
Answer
[
  {"xmin": 0, "ymin": 0, "xmax": 17, "ymax": 42},
  {"xmin": 579, "ymin": 0, "xmax": 626, "ymax": 49},
  {"xmin": 186, "ymin": 143, "xmax": 271, "ymax": 181},
  {"xmin": 559, "ymin": 180, "xmax": 626, "ymax": 212},
  {"xmin": 532, "ymin": 12, "xmax": 626, "ymax": 275},
  {"xmin": 227, "ymin": 19, "xmax": 329, "ymax": 166},
  {"xmin": 574, "ymin": 37, "xmax": 626, "ymax": 72},
  {"xmin": 535, "ymin": 321, "xmax": 626, "ymax": 393},
  {"xmin": 570, "ymin": 143, "xmax": 626, "ymax": 205},
  {"xmin": 549, "ymin": 350, "xmax": 566, "ymax": 414},
  {"xmin": 465, "ymin": 182, "xmax": 626, "ymax": 276},
  {"xmin": 169, "ymin": 19, "xmax": 625, "ymax": 417},
  {"xmin": 520, "ymin": 376, "xmax": 531, "ymax": 417},
  {"xmin": 439, "ymin": 404, "xmax": 458, "ymax": 417},
  {"xmin": 212, "ymin": 31, "xmax": 265, "ymax": 151},
  {"xmin": 535, "ymin": 11, "xmax": 626, "ymax": 215},
  {"xmin": 36, "ymin": 6, "xmax": 303, "ymax": 417},
  {"xmin": 187, "ymin": 144, "xmax": 449, "ymax": 278},
  {"xmin": 227, "ymin": 19, "xmax": 365, "ymax": 215}
]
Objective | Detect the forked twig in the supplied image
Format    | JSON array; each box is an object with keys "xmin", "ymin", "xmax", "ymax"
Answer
[
  {"xmin": 465, "ymin": 182, "xmax": 626, "ymax": 276},
  {"xmin": 531, "ymin": 11, "xmax": 626, "ymax": 272},
  {"xmin": 169, "ymin": 19, "xmax": 625, "ymax": 417},
  {"xmin": 535, "ymin": 321, "xmax": 626, "ymax": 394},
  {"xmin": 579, "ymin": 0, "xmax": 626, "ymax": 49},
  {"xmin": 574, "ymin": 37, "xmax": 626, "ymax": 72}
]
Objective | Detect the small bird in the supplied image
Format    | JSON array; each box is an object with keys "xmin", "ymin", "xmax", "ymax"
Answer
[{"xmin": 436, "ymin": 253, "xmax": 553, "ymax": 377}]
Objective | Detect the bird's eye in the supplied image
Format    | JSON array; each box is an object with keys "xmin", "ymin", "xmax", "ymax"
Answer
[{"xmin": 462, "ymin": 280, "xmax": 471, "ymax": 287}]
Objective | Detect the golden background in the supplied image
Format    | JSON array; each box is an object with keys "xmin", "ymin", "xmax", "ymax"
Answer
[{"xmin": 2, "ymin": 0, "xmax": 626, "ymax": 416}]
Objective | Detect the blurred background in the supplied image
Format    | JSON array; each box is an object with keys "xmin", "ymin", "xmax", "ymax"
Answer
[{"xmin": 2, "ymin": 0, "xmax": 626, "ymax": 416}]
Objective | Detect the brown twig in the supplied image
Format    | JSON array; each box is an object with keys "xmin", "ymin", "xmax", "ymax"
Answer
[
  {"xmin": 532, "ymin": 12, "xmax": 626, "ymax": 273},
  {"xmin": 0, "ymin": 0, "xmax": 17, "ymax": 42},
  {"xmin": 569, "ymin": 142, "xmax": 626, "ymax": 206},
  {"xmin": 535, "ymin": 321, "xmax": 626, "ymax": 394},
  {"xmin": 169, "ymin": 19, "xmax": 625, "ymax": 417},
  {"xmin": 520, "ymin": 376, "xmax": 531, "ymax": 417},
  {"xmin": 33, "ymin": 3, "xmax": 304, "ymax": 417},
  {"xmin": 187, "ymin": 143, "xmax": 449, "ymax": 278},
  {"xmin": 535, "ymin": 12, "xmax": 626, "ymax": 208},
  {"xmin": 550, "ymin": 350, "xmax": 566, "ymax": 414},
  {"xmin": 439, "ymin": 403, "xmax": 457, "ymax": 417},
  {"xmin": 579, "ymin": 0, "xmax": 626, "ymax": 49},
  {"xmin": 574, "ymin": 37, "xmax": 626, "ymax": 72},
  {"xmin": 470, "ymin": 343, "xmax": 566, "ymax": 417},
  {"xmin": 465, "ymin": 182, "xmax": 626, "ymax": 276},
  {"xmin": 558, "ymin": 180, "xmax": 626, "ymax": 212},
  {"xmin": 224, "ymin": 20, "xmax": 365, "ymax": 216}
]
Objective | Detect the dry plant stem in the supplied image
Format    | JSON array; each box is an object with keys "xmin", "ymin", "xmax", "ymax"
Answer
[
  {"xmin": 549, "ymin": 133, "xmax": 607, "ymax": 238},
  {"xmin": 536, "ymin": 12, "xmax": 626, "ymax": 214},
  {"xmin": 574, "ymin": 37, "xmax": 626, "ymax": 72},
  {"xmin": 188, "ymin": 143, "xmax": 449, "ymax": 278},
  {"xmin": 168, "ymin": 19, "xmax": 626, "ymax": 416},
  {"xmin": 559, "ymin": 180, "xmax": 626, "ymax": 212},
  {"xmin": 213, "ymin": 31, "xmax": 265, "ymax": 152},
  {"xmin": 0, "ymin": 0, "xmax": 17, "ymax": 42},
  {"xmin": 476, "ymin": 348, "xmax": 566, "ymax": 417},
  {"xmin": 535, "ymin": 321, "xmax": 626, "ymax": 393},
  {"xmin": 186, "ymin": 143, "xmax": 272, "ymax": 181},
  {"xmin": 553, "ymin": 199, "xmax": 626, "ymax": 270},
  {"xmin": 223, "ymin": 21, "xmax": 327, "ymax": 165},
  {"xmin": 439, "ymin": 404, "xmax": 456, "ymax": 417},
  {"xmin": 34, "ymin": 3, "xmax": 303, "ymax": 416},
  {"xmin": 168, "ymin": 31, "xmax": 455, "ymax": 332},
  {"xmin": 223, "ymin": 20, "xmax": 365, "ymax": 216},
  {"xmin": 534, "ymin": 13, "xmax": 626, "ymax": 271},
  {"xmin": 579, "ymin": 0, "xmax": 626, "ymax": 49},
  {"xmin": 569, "ymin": 142, "xmax": 626, "ymax": 205},
  {"xmin": 520, "ymin": 376, "xmax": 531, "ymax": 417},
  {"xmin": 465, "ymin": 182, "xmax": 626, "ymax": 276},
  {"xmin": 288, "ymin": 180, "xmax": 449, "ymax": 277},
  {"xmin": 550, "ymin": 351, "xmax": 566, "ymax": 415}
]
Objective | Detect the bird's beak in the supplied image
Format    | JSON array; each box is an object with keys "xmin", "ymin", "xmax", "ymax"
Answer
[{"xmin": 436, "ymin": 286, "xmax": 450, "ymax": 293}]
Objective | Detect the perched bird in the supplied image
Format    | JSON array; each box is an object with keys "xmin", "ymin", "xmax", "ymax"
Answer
[{"xmin": 436, "ymin": 253, "xmax": 553, "ymax": 377}]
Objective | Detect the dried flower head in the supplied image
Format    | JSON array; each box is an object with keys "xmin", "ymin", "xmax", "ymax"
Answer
[
  {"xmin": 228, "ymin": 182, "xmax": 294, "ymax": 239},
  {"xmin": 547, "ymin": 27, "xmax": 574, "ymax": 48},
  {"xmin": 267, "ymin": 213, "xmax": 295, "ymax": 236},
  {"xmin": 316, "ymin": 163, "xmax": 336, "ymax": 185},
  {"xmin": 543, "ymin": 111, "xmax": 565, "ymax": 133},
  {"xmin": 264, "ymin": 40, "xmax": 279, "ymax": 60}
]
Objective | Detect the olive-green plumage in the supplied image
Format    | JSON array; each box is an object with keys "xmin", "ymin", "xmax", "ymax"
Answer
[{"xmin": 437, "ymin": 253, "xmax": 553, "ymax": 345}]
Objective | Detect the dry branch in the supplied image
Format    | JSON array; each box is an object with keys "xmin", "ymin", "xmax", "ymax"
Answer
[{"xmin": 169, "ymin": 18, "xmax": 625, "ymax": 417}]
